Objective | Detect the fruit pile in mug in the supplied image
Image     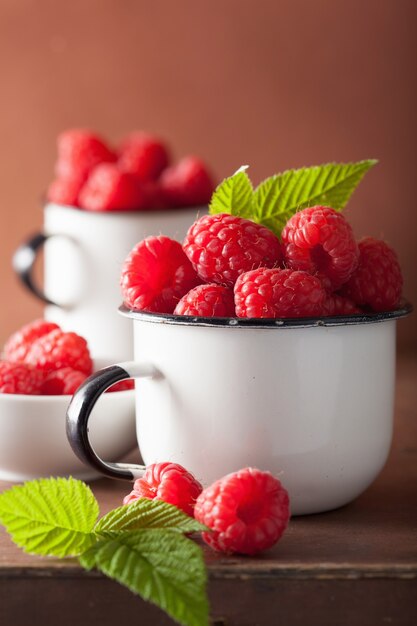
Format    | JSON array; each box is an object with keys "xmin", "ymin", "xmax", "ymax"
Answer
[
  {"xmin": 0, "ymin": 319, "xmax": 132, "ymax": 395},
  {"xmin": 121, "ymin": 163, "xmax": 404, "ymax": 318},
  {"xmin": 47, "ymin": 129, "xmax": 215, "ymax": 211}
]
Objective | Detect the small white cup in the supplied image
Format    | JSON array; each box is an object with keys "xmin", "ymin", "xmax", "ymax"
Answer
[
  {"xmin": 13, "ymin": 203, "xmax": 205, "ymax": 361},
  {"xmin": 66, "ymin": 304, "xmax": 411, "ymax": 515},
  {"xmin": 0, "ymin": 359, "xmax": 136, "ymax": 482}
]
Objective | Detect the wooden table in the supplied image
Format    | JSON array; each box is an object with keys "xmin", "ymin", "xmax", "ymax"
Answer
[{"xmin": 1, "ymin": 355, "xmax": 416, "ymax": 626}]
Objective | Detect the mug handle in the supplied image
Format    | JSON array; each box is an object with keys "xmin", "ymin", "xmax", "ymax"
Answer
[
  {"xmin": 66, "ymin": 362, "xmax": 158, "ymax": 480},
  {"xmin": 13, "ymin": 232, "xmax": 58, "ymax": 306}
]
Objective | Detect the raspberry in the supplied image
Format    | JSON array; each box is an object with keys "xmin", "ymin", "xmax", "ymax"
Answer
[
  {"xmin": 323, "ymin": 293, "xmax": 362, "ymax": 316},
  {"xmin": 160, "ymin": 156, "xmax": 214, "ymax": 207},
  {"xmin": 123, "ymin": 462, "xmax": 203, "ymax": 516},
  {"xmin": 24, "ymin": 329, "xmax": 93, "ymax": 375},
  {"xmin": 79, "ymin": 163, "xmax": 146, "ymax": 211},
  {"xmin": 107, "ymin": 379, "xmax": 135, "ymax": 393},
  {"xmin": 121, "ymin": 236, "xmax": 201, "ymax": 313},
  {"xmin": 55, "ymin": 129, "xmax": 116, "ymax": 179},
  {"xmin": 340, "ymin": 237, "xmax": 403, "ymax": 312},
  {"xmin": 194, "ymin": 467, "xmax": 290, "ymax": 555},
  {"xmin": 47, "ymin": 172, "xmax": 85, "ymax": 207},
  {"xmin": 234, "ymin": 268, "xmax": 326, "ymax": 318},
  {"xmin": 139, "ymin": 181, "xmax": 166, "ymax": 210},
  {"xmin": 0, "ymin": 361, "xmax": 44, "ymax": 395},
  {"xmin": 174, "ymin": 284, "xmax": 235, "ymax": 317},
  {"xmin": 41, "ymin": 367, "xmax": 87, "ymax": 395},
  {"xmin": 118, "ymin": 132, "xmax": 170, "ymax": 182},
  {"xmin": 4, "ymin": 319, "xmax": 60, "ymax": 363},
  {"xmin": 183, "ymin": 214, "xmax": 283, "ymax": 288},
  {"xmin": 281, "ymin": 206, "xmax": 359, "ymax": 290}
]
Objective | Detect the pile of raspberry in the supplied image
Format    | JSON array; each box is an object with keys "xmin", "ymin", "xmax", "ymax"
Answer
[
  {"xmin": 121, "ymin": 207, "xmax": 403, "ymax": 318},
  {"xmin": 0, "ymin": 319, "xmax": 132, "ymax": 395},
  {"xmin": 124, "ymin": 462, "xmax": 290, "ymax": 556},
  {"xmin": 47, "ymin": 129, "xmax": 215, "ymax": 212}
]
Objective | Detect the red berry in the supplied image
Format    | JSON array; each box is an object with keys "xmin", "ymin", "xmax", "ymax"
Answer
[
  {"xmin": 0, "ymin": 361, "xmax": 44, "ymax": 395},
  {"xmin": 121, "ymin": 236, "xmax": 201, "ymax": 313},
  {"xmin": 118, "ymin": 132, "xmax": 170, "ymax": 182},
  {"xmin": 139, "ymin": 181, "xmax": 166, "ymax": 210},
  {"xmin": 41, "ymin": 367, "xmax": 87, "ymax": 395},
  {"xmin": 323, "ymin": 293, "xmax": 362, "ymax": 316},
  {"xmin": 24, "ymin": 329, "xmax": 93, "ymax": 375},
  {"xmin": 183, "ymin": 213, "xmax": 283, "ymax": 288},
  {"xmin": 47, "ymin": 172, "xmax": 85, "ymax": 207},
  {"xmin": 194, "ymin": 467, "xmax": 290, "ymax": 555},
  {"xmin": 234, "ymin": 268, "xmax": 326, "ymax": 318},
  {"xmin": 281, "ymin": 206, "xmax": 359, "ymax": 290},
  {"xmin": 79, "ymin": 163, "xmax": 146, "ymax": 211},
  {"xmin": 4, "ymin": 319, "xmax": 60, "ymax": 363},
  {"xmin": 160, "ymin": 156, "xmax": 214, "ymax": 207},
  {"xmin": 174, "ymin": 284, "xmax": 235, "ymax": 317},
  {"xmin": 340, "ymin": 237, "xmax": 403, "ymax": 312},
  {"xmin": 106, "ymin": 379, "xmax": 135, "ymax": 393},
  {"xmin": 123, "ymin": 462, "xmax": 203, "ymax": 516},
  {"xmin": 55, "ymin": 129, "xmax": 116, "ymax": 179}
]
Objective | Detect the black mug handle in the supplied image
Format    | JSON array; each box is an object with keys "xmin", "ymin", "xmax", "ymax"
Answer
[
  {"xmin": 12, "ymin": 232, "xmax": 58, "ymax": 306},
  {"xmin": 66, "ymin": 362, "xmax": 157, "ymax": 480}
]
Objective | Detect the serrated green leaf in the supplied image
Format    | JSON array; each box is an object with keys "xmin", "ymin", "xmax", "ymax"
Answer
[
  {"xmin": 80, "ymin": 530, "xmax": 209, "ymax": 626},
  {"xmin": 252, "ymin": 160, "xmax": 377, "ymax": 236},
  {"xmin": 0, "ymin": 477, "xmax": 99, "ymax": 557},
  {"xmin": 209, "ymin": 169, "xmax": 254, "ymax": 217},
  {"xmin": 95, "ymin": 498, "xmax": 207, "ymax": 534}
]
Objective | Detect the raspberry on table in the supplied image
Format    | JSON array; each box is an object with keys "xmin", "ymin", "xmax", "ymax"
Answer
[
  {"xmin": 160, "ymin": 156, "xmax": 214, "ymax": 207},
  {"xmin": 41, "ymin": 367, "xmax": 87, "ymax": 395},
  {"xmin": 123, "ymin": 462, "xmax": 203, "ymax": 516},
  {"xmin": 4, "ymin": 319, "xmax": 60, "ymax": 363},
  {"xmin": 281, "ymin": 206, "xmax": 359, "ymax": 291},
  {"xmin": 183, "ymin": 213, "xmax": 283, "ymax": 288},
  {"xmin": 323, "ymin": 293, "xmax": 362, "ymax": 316},
  {"xmin": 24, "ymin": 329, "xmax": 93, "ymax": 375},
  {"xmin": 234, "ymin": 268, "xmax": 326, "ymax": 318},
  {"xmin": 118, "ymin": 132, "xmax": 170, "ymax": 182},
  {"xmin": 121, "ymin": 236, "xmax": 201, "ymax": 313},
  {"xmin": 79, "ymin": 163, "xmax": 146, "ymax": 211},
  {"xmin": 0, "ymin": 361, "xmax": 44, "ymax": 395},
  {"xmin": 47, "ymin": 172, "xmax": 86, "ymax": 207},
  {"xmin": 340, "ymin": 237, "xmax": 403, "ymax": 312},
  {"xmin": 174, "ymin": 284, "xmax": 235, "ymax": 317},
  {"xmin": 194, "ymin": 467, "xmax": 290, "ymax": 555},
  {"xmin": 55, "ymin": 129, "xmax": 116, "ymax": 179}
]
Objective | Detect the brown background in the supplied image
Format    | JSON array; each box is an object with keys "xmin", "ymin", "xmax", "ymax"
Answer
[{"xmin": 0, "ymin": 0, "xmax": 415, "ymax": 350}]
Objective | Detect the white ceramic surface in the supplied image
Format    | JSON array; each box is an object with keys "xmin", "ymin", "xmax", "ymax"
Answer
[
  {"xmin": 0, "ymin": 372, "xmax": 136, "ymax": 482},
  {"xmin": 128, "ymin": 318, "xmax": 396, "ymax": 515},
  {"xmin": 18, "ymin": 203, "xmax": 206, "ymax": 361},
  {"xmin": 66, "ymin": 308, "xmax": 410, "ymax": 516}
]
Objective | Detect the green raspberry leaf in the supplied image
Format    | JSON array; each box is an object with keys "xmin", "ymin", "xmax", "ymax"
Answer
[
  {"xmin": 95, "ymin": 498, "xmax": 207, "ymax": 534},
  {"xmin": 252, "ymin": 159, "xmax": 377, "ymax": 236},
  {"xmin": 0, "ymin": 477, "xmax": 99, "ymax": 557},
  {"xmin": 80, "ymin": 529, "xmax": 209, "ymax": 626},
  {"xmin": 209, "ymin": 165, "xmax": 254, "ymax": 218}
]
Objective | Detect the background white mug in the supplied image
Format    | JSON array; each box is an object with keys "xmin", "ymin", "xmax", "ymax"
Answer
[
  {"xmin": 66, "ymin": 304, "xmax": 411, "ymax": 515},
  {"xmin": 13, "ymin": 202, "xmax": 205, "ymax": 360}
]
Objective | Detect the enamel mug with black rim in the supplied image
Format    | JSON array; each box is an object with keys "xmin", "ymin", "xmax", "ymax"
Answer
[
  {"xmin": 66, "ymin": 305, "xmax": 411, "ymax": 516},
  {"xmin": 12, "ymin": 203, "xmax": 205, "ymax": 361}
]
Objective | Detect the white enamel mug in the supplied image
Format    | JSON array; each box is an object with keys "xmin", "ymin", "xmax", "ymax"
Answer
[
  {"xmin": 66, "ymin": 304, "xmax": 411, "ymax": 515},
  {"xmin": 13, "ymin": 203, "xmax": 205, "ymax": 361}
]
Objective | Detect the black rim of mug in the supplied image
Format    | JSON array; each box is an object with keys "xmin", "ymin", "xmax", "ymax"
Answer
[{"xmin": 119, "ymin": 301, "xmax": 413, "ymax": 329}]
